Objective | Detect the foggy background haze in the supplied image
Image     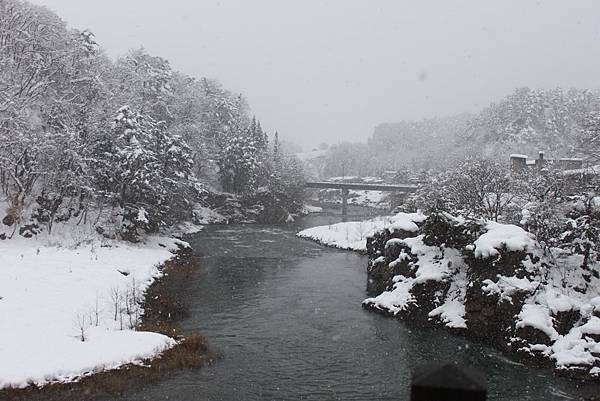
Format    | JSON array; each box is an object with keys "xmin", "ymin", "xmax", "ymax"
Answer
[{"xmin": 29, "ymin": 0, "xmax": 600, "ymax": 150}]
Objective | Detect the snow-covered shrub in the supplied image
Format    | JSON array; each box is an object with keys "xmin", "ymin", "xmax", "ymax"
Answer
[
  {"xmin": 505, "ymin": 166, "xmax": 570, "ymax": 248},
  {"xmin": 560, "ymin": 194, "xmax": 600, "ymax": 274},
  {"xmin": 403, "ymin": 158, "xmax": 515, "ymax": 221},
  {"xmin": 421, "ymin": 211, "xmax": 482, "ymax": 248},
  {"xmin": 520, "ymin": 201, "xmax": 566, "ymax": 250}
]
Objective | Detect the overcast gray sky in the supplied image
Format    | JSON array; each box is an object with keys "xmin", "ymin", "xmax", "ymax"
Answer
[{"xmin": 30, "ymin": 0, "xmax": 600, "ymax": 150}]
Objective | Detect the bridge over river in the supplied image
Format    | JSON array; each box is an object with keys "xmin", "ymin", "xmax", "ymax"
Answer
[{"xmin": 304, "ymin": 181, "xmax": 420, "ymax": 215}]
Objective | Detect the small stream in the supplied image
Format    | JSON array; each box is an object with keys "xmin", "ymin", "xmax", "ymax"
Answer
[{"xmin": 121, "ymin": 207, "xmax": 600, "ymax": 401}]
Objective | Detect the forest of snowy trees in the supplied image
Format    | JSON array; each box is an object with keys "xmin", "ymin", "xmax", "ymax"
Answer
[
  {"xmin": 0, "ymin": 0, "xmax": 305, "ymax": 241},
  {"xmin": 320, "ymin": 87, "xmax": 600, "ymax": 177}
]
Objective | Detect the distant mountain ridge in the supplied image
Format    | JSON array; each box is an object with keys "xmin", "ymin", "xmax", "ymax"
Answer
[{"xmin": 369, "ymin": 87, "xmax": 600, "ymax": 170}]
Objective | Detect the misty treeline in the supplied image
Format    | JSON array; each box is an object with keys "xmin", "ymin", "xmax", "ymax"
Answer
[
  {"xmin": 314, "ymin": 85, "xmax": 600, "ymax": 274},
  {"xmin": 0, "ymin": 0, "xmax": 304, "ymax": 241},
  {"xmin": 319, "ymin": 87, "xmax": 600, "ymax": 178}
]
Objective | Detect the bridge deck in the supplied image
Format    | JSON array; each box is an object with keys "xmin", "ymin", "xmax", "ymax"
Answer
[{"xmin": 304, "ymin": 182, "xmax": 419, "ymax": 192}]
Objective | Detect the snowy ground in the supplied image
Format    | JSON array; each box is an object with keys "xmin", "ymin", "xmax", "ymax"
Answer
[
  {"xmin": 0, "ymin": 234, "xmax": 184, "ymax": 389},
  {"xmin": 348, "ymin": 190, "xmax": 388, "ymax": 208},
  {"xmin": 312, "ymin": 189, "xmax": 389, "ymax": 209},
  {"xmin": 296, "ymin": 212, "xmax": 425, "ymax": 251},
  {"xmin": 302, "ymin": 204, "xmax": 323, "ymax": 214}
]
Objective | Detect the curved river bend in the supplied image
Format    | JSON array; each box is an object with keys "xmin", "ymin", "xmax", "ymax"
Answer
[{"xmin": 121, "ymin": 210, "xmax": 600, "ymax": 401}]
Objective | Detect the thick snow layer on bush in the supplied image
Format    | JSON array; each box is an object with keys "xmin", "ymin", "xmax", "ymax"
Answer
[
  {"xmin": 388, "ymin": 212, "xmax": 426, "ymax": 233},
  {"xmin": 403, "ymin": 236, "xmax": 454, "ymax": 284},
  {"xmin": 516, "ymin": 304, "xmax": 559, "ymax": 340},
  {"xmin": 297, "ymin": 212, "xmax": 425, "ymax": 251},
  {"xmin": 473, "ymin": 221, "xmax": 536, "ymax": 258},
  {"xmin": 540, "ymin": 287, "xmax": 581, "ymax": 314},
  {"xmin": 364, "ymin": 276, "xmax": 416, "ymax": 315},
  {"xmin": 518, "ymin": 286, "xmax": 600, "ymax": 372},
  {"xmin": 482, "ymin": 276, "xmax": 539, "ymax": 302},
  {"xmin": 429, "ymin": 299, "xmax": 467, "ymax": 329},
  {"xmin": 364, "ymin": 235, "xmax": 466, "ymax": 326},
  {"xmin": 0, "ymin": 236, "xmax": 181, "ymax": 389},
  {"xmin": 581, "ymin": 317, "xmax": 600, "ymax": 335},
  {"xmin": 551, "ymin": 327, "xmax": 598, "ymax": 367}
]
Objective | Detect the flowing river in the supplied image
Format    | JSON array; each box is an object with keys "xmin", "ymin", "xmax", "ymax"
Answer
[{"xmin": 122, "ymin": 208, "xmax": 600, "ymax": 401}]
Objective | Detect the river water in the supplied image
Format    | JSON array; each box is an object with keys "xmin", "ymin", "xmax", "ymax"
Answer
[{"xmin": 123, "ymin": 207, "xmax": 600, "ymax": 401}]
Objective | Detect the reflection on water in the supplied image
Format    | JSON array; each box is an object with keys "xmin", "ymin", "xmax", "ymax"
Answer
[{"xmin": 120, "ymin": 207, "xmax": 600, "ymax": 401}]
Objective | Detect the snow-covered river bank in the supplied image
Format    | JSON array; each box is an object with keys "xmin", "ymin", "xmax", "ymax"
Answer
[
  {"xmin": 0, "ymin": 235, "xmax": 185, "ymax": 389},
  {"xmin": 115, "ymin": 209, "xmax": 600, "ymax": 401}
]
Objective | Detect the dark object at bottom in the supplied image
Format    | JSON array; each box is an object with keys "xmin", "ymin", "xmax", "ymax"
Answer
[{"xmin": 411, "ymin": 363, "xmax": 487, "ymax": 401}]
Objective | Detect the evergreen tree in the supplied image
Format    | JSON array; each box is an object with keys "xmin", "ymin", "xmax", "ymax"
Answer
[
  {"xmin": 273, "ymin": 131, "xmax": 282, "ymax": 168},
  {"xmin": 94, "ymin": 106, "xmax": 197, "ymax": 240}
]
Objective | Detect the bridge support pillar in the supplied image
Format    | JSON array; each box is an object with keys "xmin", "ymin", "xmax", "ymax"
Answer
[{"xmin": 341, "ymin": 188, "xmax": 349, "ymax": 216}]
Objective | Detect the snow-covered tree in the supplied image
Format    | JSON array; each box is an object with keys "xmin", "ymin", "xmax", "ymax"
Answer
[
  {"xmin": 560, "ymin": 195, "xmax": 600, "ymax": 275},
  {"xmin": 407, "ymin": 158, "xmax": 514, "ymax": 221},
  {"xmin": 89, "ymin": 106, "xmax": 197, "ymax": 240},
  {"xmin": 0, "ymin": 0, "xmax": 302, "ymax": 237},
  {"xmin": 577, "ymin": 112, "xmax": 600, "ymax": 162},
  {"xmin": 218, "ymin": 120, "xmax": 262, "ymax": 194}
]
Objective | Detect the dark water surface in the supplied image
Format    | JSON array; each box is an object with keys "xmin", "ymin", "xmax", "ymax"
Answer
[{"xmin": 122, "ymin": 208, "xmax": 600, "ymax": 401}]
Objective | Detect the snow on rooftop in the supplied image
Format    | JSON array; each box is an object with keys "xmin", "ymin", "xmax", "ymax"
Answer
[{"xmin": 510, "ymin": 154, "xmax": 528, "ymax": 159}]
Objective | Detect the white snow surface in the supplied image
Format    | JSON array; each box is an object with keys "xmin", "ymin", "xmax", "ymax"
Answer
[
  {"xmin": 296, "ymin": 211, "xmax": 425, "ymax": 251},
  {"xmin": 516, "ymin": 283, "xmax": 600, "ymax": 371},
  {"xmin": 482, "ymin": 276, "xmax": 539, "ymax": 302},
  {"xmin": 365, "ymin": 276, "xmax": 416, "ymax": 315},
  {"xmin": 302, "ymin": 204, "xmax": 323, "ymax": 214},
  {"xmin": 429, "ymin": 299, "xmax": 467, "ymax": 329},
  {"xmin": 192, "ymin": 205, "xmax": 227, "ymax": 224},
  {"xmin": 473, "ymin": 221, "xmax": 535, "ymax": 259},
  {"xmin": 348, "ymin": 190, "xmax": 388, "ymax": 208},
  {"xmin": 516, "ymin": 304, "xmax": 559, "ymax": 340},
  {"xmin": 0, "ymin": 235, "xmax": 182, "ymax": 388},
  {"xmin": 169, "ymin": 221, "xmax": 204, "ymax": 236},
  {"xmin": 428, "ymin": 260, "xmax": 469, "ymax": 329}
]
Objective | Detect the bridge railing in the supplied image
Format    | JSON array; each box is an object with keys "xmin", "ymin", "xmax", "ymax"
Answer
[{"xmin": 304, "ymin": 181, "xmax": 420, "ymax": 192}]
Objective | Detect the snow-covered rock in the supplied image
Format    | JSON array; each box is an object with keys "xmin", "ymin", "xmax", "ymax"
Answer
[
  {"xmin": 296, "ymin": 212, "xmax": 425, "ymax": 252},
  {"xmin": 359, "ymin": 212, "xmax": 600, "ymax": 378}
]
